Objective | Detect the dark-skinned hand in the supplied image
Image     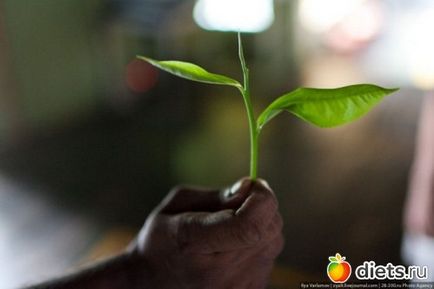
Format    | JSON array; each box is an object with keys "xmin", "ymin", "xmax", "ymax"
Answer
[{"xmin": 130, "ymin": 178, "xmax": 284, "ymax": 289}]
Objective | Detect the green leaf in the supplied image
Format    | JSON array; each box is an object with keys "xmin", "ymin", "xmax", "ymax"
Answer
[
  {"xmin": 257, "ymin": 84, "xmax": 398, "ymax": 130},
  {"xmin": 329, "ymin": 257, "xmax": 338, "ymax": 262},
  {"xmin": 137, "ymin": 56, "xmax": 242, "ymax": 89}
]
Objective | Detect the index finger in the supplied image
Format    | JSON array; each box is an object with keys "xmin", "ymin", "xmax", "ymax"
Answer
[
  {"xmin": 235, "ymin": 179, "xmax": 278, "ymax": 225},
  {"xmin": 157, "ymin": 178, "xmax": 253, "ymax": 214},
  {"xmin": 174, "ymin": 179, "xmax": 280, "ymax": 253}
]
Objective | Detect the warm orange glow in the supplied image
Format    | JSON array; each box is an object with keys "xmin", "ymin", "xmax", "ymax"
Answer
[{"xmin": 125, "ymin": 59, "xmax": 159, "ymax": 93}]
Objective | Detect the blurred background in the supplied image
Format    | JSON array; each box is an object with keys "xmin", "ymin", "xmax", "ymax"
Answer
[{"xmin": 0, "ymin": 0, "xmax": 433, "ymax": 288}]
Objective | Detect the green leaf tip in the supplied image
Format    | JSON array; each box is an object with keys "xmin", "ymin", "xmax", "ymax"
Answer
[
  {"xmin": 136, "ymin": 55, "xmax": 242, "ymax": 89},
  {"xmin": 257, "ymin": 84, "xmax": 399, "ymax": 130}
]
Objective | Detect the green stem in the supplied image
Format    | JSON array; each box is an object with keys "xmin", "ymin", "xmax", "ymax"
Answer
[
  {"xmin": 238, "ymin": 33, "xmax": 259, "ymax": 180},
  {"xmin": 242, "ymin": 73, "xmax": 258, "ymax": 180}
]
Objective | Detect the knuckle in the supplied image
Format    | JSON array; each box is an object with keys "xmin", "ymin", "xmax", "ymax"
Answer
[
  {"xmin": 157, "ymin": 187, "xmax": 185, "ymax": 213},
  {"xmin": 263, "ymin": 192, "xmax": 279, "ymax": 211},
  {"xmin": 252, "ymin": 191, "xmax": 278, "ymax": 216},
  {"xmin": 263, "ymin": 213, "xmax": 284, "ymax": 242},
  {"xmin": 168, "ymin": 185, "xmax": 189, "ymax": 199},
  {"xmin": 253, "ymin": 179, "xmax": 277, "ymax": 197},
  {"xmin": 175, "ymin": 213, "xmax": 217, "ymax": 254},
  {"xmin": 160, "ymin": 186, "xmax": 195, "ymax": 214},
  {"xmin": 174, "ymin": 214, "xmax": 198, "ymax": 253},
  {"xmin": 238, "ymin": 218, "xmax": 263, "ymax": 245}
]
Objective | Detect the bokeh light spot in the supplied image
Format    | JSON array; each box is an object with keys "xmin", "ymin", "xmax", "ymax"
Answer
[
  {"xmin": 193, "ymin": 0, "xmax": 274, "ymax": 33},
  {"xmin": 125, "ymin": 59, "xmax": 159, "ymax": 93}
]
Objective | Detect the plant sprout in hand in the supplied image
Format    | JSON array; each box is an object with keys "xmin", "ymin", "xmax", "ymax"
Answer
[{"xmin": 137, "ymin": 33, "xmax": 398, "ymax": 180}]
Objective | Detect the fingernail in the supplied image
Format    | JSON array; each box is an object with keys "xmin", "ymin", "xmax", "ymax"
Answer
[
  {"xmin": 257, "ymin": 178, "xmax": 273, "ymax": 192},
  {"xmin": 224, "ymin": 178, "xmax": 250, "ymax": 199}
]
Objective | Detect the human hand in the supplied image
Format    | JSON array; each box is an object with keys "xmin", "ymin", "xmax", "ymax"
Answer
[{"xmin": 129, "ymin": 178, "xmax": 284, "ymax": 289}]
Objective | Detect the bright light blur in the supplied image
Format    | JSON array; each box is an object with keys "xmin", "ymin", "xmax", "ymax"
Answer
[
  {"xmin": 341, "ymin": 2, "xmax": 382, "ymax": 41},
  {"xmin": 298, "ymin": 0, "xmax": 367, "ymax": 33},
  {"xmin": 193, "ymin": 0, "xmax": 274, "ymax": 33},
  {"xmin": 323, "ymin": 0, "xmax": 383, "ymax": 53},
  {"xmin": 402, "ymin": 9, "xmax": 434, "ymax": 90},
  {"xmin": 298, "ymin": 0, "xmax": 434, "ymax": 90}
]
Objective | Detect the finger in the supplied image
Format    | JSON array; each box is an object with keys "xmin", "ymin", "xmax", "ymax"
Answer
[
  {"xmin": 236, "ymin": 178, "xmax": 278, "ymax": 216},
  {"xmin": 221, "ymin": 177, "xmax": 255, "ymax": 210},
  {"xmin": 174, "ymin": 209, "xmax": 236, "ymax": 253},
  {"xmin": 173, "ymin": 180, "xmax": 281, "ymax": 253},
  {"xmin": 262, "ymin": 212, "xmax": 284, "ymax": 243},
  {"xmin": 233, "ymin": 179, "xmax": 279, "ymax": 241},
  {"xmin": 237, "ymin": 212, "xmax": 283, "ymax": 251},
  {"xmin": 258, "ymin": 233, "xmax": 285, "ymax": 260},
  {"xmin": 159, "ymin": 178, "xmax": 253, "ymax": 214},
  {"xmin": 213, "ymin": 215, "xmax": 285, "ymax": 266},
  {"xmin": 223, "ymin": 214, "xmax": 284, "ymax": 264}
]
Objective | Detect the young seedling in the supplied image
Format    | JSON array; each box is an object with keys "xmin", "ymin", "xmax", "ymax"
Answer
[{"xmin": 137, "ymin": 33, "xmax": 398, "ymax": 180}]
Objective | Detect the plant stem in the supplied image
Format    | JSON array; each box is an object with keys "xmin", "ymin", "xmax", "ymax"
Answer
[
  {"xmin": 242, "ymin": 71, "xmax": 259, "ymax": 180},
  {"xmin": 238, "ymin": 33, "xmax": 258, "ymax": 180}
]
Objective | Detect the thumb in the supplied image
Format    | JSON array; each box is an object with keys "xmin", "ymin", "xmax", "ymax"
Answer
[
  {"xmin": 221, "ymin": 177, "xmax": 254, "ymax": 210},
  {"xmin": 158, "ymin": 178, "xmax": 252, "ymax": 214}
]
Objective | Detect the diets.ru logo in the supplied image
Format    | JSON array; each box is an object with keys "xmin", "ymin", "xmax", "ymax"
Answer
[{"xmin": 327, "ymin": 253, "xmax": 352, "ymax": 283}]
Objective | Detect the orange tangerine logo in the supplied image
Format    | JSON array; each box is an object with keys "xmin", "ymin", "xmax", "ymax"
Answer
[{"xmin": 327, "ymin": 253, "xmax": 352, "ymax": 283}]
